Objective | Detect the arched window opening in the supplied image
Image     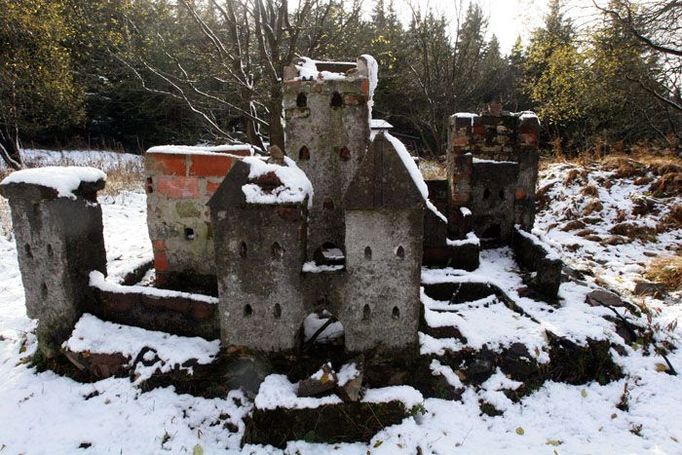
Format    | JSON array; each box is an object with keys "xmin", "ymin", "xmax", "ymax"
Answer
[
  {"xmin": 392, "ymin": 306, "xmax": 400, "ymax": 319},
  {"xmin": 298, "ymin": 145, "xmax": 310, "ymax": 161},
  {"xmin": 323, "ymin": 198, "xmax": 334, "ymax": 210},
  {"xmin": 339, "ymin": 146, "xmax": 351, "ymax": 161},
  {"xmin": 274, "ymin": 303, "xmax": 282, "ymax": 319},
  {"xmin": 395, "ymin": 245, "xmax": 405, "ymax": 259},
  {"xmin": 271, "ymin": 241, "xmax": 284, "ymax": 259},
  {"xmin": 25, "ymin": 244, "xmax": 32, "ymax": 259},
  {"xmin": 330, "ymin": 91, "xmax": 343, "ymax": 107},
  {"xmin": 244, "ymin": 304, "xmax": 253, "ymax": 317},
  {"xmin": 41, "ymin": 282, "xmax": 48, "ymax": 299},
  {"xmin": 47, "ymin": 244, "xmax": 54, "ymax": 258},
  {"xmin": 364, "ymin": 246, "xmax": 372, "ymax": 260},
  {"xmin": 239, "ymin": 241, "xmax": 247, "ymax": 258},
  {"xmin": 483, "ymin": 188, "xmax": 491, "ymax": 200},
  {"xmin": 296, "ymin": 92, "xmax": 307, "ymax": 108},
  {"xmin": 184, "ymin": 227, "xmax": 195, "ymax": 241},
  {"xmin": 362, "ymin": 304, "xmax": 371, "ymax": 321}
]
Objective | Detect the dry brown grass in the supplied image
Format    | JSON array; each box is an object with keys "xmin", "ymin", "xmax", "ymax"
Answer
[
  {"xmin": 581, "ymin": 184, "xmax": 599, "ymax": 197},
  {"xmin": 657, "ymin": 205, "xmax": 682, "ymax": 231},
  {"xmin": 609, "ymin": 222, "xmax": 658, "ymax": 242},
  {"xmin": 583, "ymin": 199, "xmax": 604, "ymax": 215},
  {"xmin": 645, "ymin": 255, "xmax": 682, "ymax": 292}
]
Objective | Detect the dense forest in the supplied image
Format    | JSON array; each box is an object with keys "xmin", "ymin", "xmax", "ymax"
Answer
[{"xmin": 0, "ymin": 0, "xmax": 680, "ymax": 168}]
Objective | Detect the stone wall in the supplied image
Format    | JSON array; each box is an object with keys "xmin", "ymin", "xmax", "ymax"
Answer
[
  {"xmin": 446, "ymin": 111, "xmax": 540, "ymax": 244},
  {"xmin": 0, "ymin": 176, "xmax": 107, "ymax": 356},
  {"xmin": 511, "ymin": 227, "xmax": 562, "ymax": 301},
  {"xmin": 145, "ymin": 148, "xmax": 250, "ymax": 291}
]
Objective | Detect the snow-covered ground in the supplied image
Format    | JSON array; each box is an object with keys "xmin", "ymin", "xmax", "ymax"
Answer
[{"xmin": 0, "ymin": 151, "xmax": 681, "ymax": 454}]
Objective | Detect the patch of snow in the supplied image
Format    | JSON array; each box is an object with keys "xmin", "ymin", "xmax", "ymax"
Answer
[
  {"xmin": 89, "ymin": 271, "xmax": 217, "ymax": 304},
  {"xmin": 1, "ymin": 166, "xmax": 106, "ymax": 199},
  {"xmin": 302, "ymin": 261, "xmax": 344, "ymax": 273},
  {"xmin": 255, "ymin": 374, "xmax": 343, "ymax": 410},
  {"xmin": 446, "ymin": 232, "xmax": 480, "ymax": 247},
  {"xmin": 473, "ymin": 158, "xmax": 518, "ymax": 164},
  {"xmin": 64, "ymin": 314, "xmax": 220, "ymax": 382},
  {"xmin": 362, "ymin": 386, "xmax": 423, "ymax": 410},
  {"xmin": 460, "ymin": 206, "xmax": 472, "ymax": 217},
  {"xmin": 429, "ymin": 359, "xmax": 463, "ymax": 388},
  {"xmin": 337, "ymin": 362, "xmax": 360, "ymax": 386},
  {"xmin": 303, "ymin": 312, "xmax": 344, "ymax": 343}
]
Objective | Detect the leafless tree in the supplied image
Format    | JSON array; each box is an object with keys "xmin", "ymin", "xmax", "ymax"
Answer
[{"xmin": 120, "ymin": 0, "xmax": 361, "ymax": 150}]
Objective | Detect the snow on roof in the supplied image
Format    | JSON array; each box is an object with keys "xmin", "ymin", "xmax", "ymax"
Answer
[
  {"xmin": 146, "ymin": 144, "xmax": 254, "ymax": 156},
  {"xmin": 514, "ymin": 110, "xmax": 539, "ymax": 121},
  {"xmin": 370, "ymin": 119, "xmax": 393, "ymax": 129},
  {"xmin": 454, "ymin": 112, "xmax": 479, "ymax": 126},
  {"xmin": 383, "ymin": 132, "xmax": 447, "ymax": 223},
  {"xmin": 0, "ymin": 166, "xmax": 106, "ymax": 199},
  {"xmin": 64, "ymin": 313, "xmax": 220, "ymax": 382},
  {"xmin": 241, "ymin": 156, "xmax": 313, "ymax": 208},
  {"xmin": 294, "ymin": 57, "xmax": 351, "ymax": 81}
]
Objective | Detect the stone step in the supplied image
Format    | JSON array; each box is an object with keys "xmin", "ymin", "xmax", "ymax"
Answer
[{"xmin": 62, "ymin": 313, "xmax": 220, "ymax": 382}]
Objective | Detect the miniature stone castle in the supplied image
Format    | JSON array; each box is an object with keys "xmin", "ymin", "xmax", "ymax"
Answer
[
  {"xmin": 208, "ymin": 56, "xmax": 424, "ymax": 353},
  {"xmin": 0, "ymin": 54, "xmax": 560, "ymax": 360}
]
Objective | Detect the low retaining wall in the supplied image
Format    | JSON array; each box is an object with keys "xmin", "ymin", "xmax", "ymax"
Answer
[
  {"xmin": 86, "ymin": 271, "xmax": 220, "ymax": 340},
  {"xmin": 511, "ymin": 226, "xmax": 562, "ymax": 301}
]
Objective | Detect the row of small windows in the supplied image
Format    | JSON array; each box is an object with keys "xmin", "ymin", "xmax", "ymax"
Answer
[
  {"xmin": 296, "ymin": 91, "xmax": 345, "ymax": 109},
  {"xmin": 363, "ymin": 245, "xmax": 405, "ymax": 260},
  {"xmin": 239, "ymin": 241, "xmax": 284, "ymax": 259},
  {"xmin": 242, "ymin": 303, "xmax": 400, "ymax": 320},
  {"xmin": 361, "ymin": 304, "xmax": 400, "ymax": 320},
  {"xmin": 298, "ymin": 145, "xmax": 351, "ymax": 162},
  {"xmin": 238, "ymin": 242, "xmax": 406, "ymax": 260}
]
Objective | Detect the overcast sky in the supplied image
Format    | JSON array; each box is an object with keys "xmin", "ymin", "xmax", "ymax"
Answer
[{"xmin": 387, "ymin": 0, "xmax": 601, "ymax": 54}]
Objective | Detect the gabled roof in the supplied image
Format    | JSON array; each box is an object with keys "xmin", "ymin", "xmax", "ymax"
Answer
[{"xmin": 344, "ymin": 133, "xmax": 424, "ymax": 211}]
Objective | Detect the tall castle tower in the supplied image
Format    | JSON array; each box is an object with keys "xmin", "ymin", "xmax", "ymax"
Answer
[{"xmin": 282, "ymin": 56, "xmax": 375, "ymax": 259}]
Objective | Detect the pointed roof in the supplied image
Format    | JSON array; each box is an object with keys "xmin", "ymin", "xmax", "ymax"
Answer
[{"xmin": 344, "ymin": 132, "xmax": 425, "ymax": 210}]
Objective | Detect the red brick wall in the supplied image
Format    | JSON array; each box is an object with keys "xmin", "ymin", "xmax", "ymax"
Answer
[{"xmin": 145, "ymin": 148, "xmax": 251, "ymax": 278}]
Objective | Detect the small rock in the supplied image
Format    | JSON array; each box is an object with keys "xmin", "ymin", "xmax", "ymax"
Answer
[
  {"xmin": 267, "ymin": 145, "xmax": 285, "ymax": 165},
  {"xmin": 336, "ymin": 356, "xmax": 364, "ymax": 402},
  {"xmin": 297, "ymin": 362, "xmax": 337, "ymax": 397},
  {"xmin": 633, "ymin": 281, "xmax": 667, "ymax": 298},
  {"xmin": 586, "ymin": 289, "xmax": 627, "ymax": 308}
]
